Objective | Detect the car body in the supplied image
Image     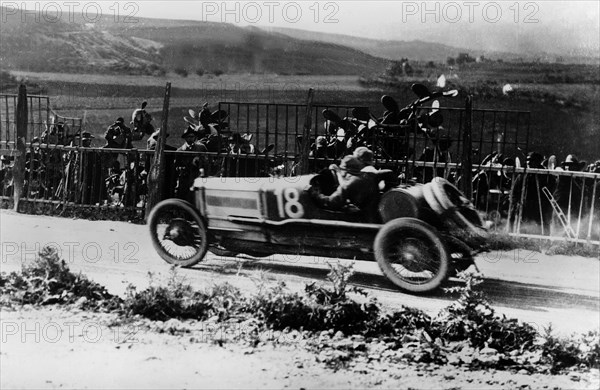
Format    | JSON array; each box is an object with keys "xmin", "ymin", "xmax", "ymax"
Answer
[{"xmin": 148, "ymin": 171, "xmax": 488, "ymax": 293}]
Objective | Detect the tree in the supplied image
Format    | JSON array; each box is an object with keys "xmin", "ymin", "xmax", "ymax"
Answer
[
  {"xmin": 456, "ymin": 53, "xmax": 475, "ymax": 65},
  {"xmin": 446, "ymin": 57, "xmax": 456, "ymax": 66}
]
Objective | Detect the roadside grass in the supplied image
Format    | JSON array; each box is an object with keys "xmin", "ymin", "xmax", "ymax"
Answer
[{"xmin": 1, "ymin": 247, "xmax": 598, "ymax": 373}]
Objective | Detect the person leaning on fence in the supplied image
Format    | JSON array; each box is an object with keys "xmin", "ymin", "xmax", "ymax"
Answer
[
  {"xmin": 173, "ymin": 128, "xmax": 209, "ymax": 200},
  {"xmin": 509, "ymin": 152, "xmax": 555, "ymax": 235},
  {"xmin": 309, "ymin": 155, "xmax": 384, "ymax": 222},
  {"xmin": 104, "ymin": 117, "xmax": 133, "ymax": 149},
  {"xmin": 178, "ymin": 127, "xmax": 208, "ymax": 153},
  {"xmin": 551, "ymin": 154, "xmax": 586, "ymax": 236}
]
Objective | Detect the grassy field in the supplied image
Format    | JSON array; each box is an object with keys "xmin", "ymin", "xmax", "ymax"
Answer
[{"xmin": 2, "ymin": 67, "xmax": 599, "ymax": 162}]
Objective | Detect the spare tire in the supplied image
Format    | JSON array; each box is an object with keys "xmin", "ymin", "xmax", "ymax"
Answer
[
  {"xmin": 424, "ymin": 178, "xmax": 488, "ymax": 239},
  {"xmin": 378, "ymin": 189, "xmax": 419, "ymax": 223}
]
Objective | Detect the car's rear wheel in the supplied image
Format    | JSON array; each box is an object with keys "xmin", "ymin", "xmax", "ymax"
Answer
[
  {"xmin": 148, "ymin": 199, "xmax": 208, "ymax": 267},
  {"xmin": 374, "ymin": 218, "xmax": 449, "ymax": 293}
]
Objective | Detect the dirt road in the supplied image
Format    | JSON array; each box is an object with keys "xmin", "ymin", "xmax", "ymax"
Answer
[
  {"xmin": 1, "ymin": 210, "xmax": 598, "ymax": 335},
  {"xmin": 1, "ymin": 210, "xmax": 599, "ymax": 389}
]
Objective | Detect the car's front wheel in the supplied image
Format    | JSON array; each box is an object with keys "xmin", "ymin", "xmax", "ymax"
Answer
[
  {"xmin": 148, "ymin": 199, "xmax": 209, "ymax": 267},
  {"xmin": 374, "ymin": 218, "xmax": 449, "ymax": 293}
]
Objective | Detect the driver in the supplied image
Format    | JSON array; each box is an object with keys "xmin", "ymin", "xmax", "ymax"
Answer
[{"xmin": 310, "ymin": 155, "xmax": 383, "ymax": 221}]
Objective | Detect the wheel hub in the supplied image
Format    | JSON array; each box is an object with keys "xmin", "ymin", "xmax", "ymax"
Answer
[
  {"xmin": 395, "ymin": 240, "xmax": 430, "ymax": 272},
  {"xmin": 163, "ymin": 218, "xmax": 195, "ymax": 246}
]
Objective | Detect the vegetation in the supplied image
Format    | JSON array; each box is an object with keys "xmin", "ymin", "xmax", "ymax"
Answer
[
  {"xmin": 1, "ymin": 248, "xmax": 598, "ymax": 373},
  {"xmin": 0, "ymin": 247, "xmax": 120, "ymax": 311},
  {"xmin": 174, "ymin": 67, "xmax": 188, "ymax": 77}
]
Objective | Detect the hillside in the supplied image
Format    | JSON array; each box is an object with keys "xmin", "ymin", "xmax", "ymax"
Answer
[
  {"xmin": 0, "ymin": 8, "xmax": 389, "ymax": 76},
  {"xmin": 262, "ymin": 27, "xmax": 474, "ymax": 63},
  {"xmin": 263, "ymin": 27, "xmax": 600, "ymax": 65}
]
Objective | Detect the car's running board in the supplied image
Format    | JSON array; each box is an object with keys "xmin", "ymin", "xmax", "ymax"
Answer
[{"xmin": 221, "ymin": 216, "xmax": 381, "ymax": 230}]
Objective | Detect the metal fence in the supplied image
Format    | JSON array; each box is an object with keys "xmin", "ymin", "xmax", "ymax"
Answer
[{"xmin": 1, "ymin": 92, "xmax": 597, "ymax": 246}]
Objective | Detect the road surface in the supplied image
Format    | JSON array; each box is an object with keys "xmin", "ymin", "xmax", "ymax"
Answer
[{"xmin": 1, "ymin": 210, "xmax": 598, "ymax": 335}]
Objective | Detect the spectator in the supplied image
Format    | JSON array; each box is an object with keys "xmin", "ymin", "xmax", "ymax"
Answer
[
  {"xmin": 551, "ymin": 154, "xmax": 585, "ymax": 236},
  {"xmin": 104, "ymin": 117, "xmax": 132, "ymax": 149},
  {"xmin": 509, "ymin": 152, "xmax": 555, "ymax": 234},
  {"xmin": 178, "ymin": 127, "xmax": 208, "ymax": 152}
]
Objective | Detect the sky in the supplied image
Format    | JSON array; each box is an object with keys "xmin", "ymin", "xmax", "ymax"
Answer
[{"xmin": 8, "ymin": 0, "xmax": 600, "ymax": 56}]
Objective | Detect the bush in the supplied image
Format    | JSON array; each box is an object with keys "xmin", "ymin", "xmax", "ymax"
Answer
[
  {"xmin": 541, "ymin": 325, "xmax": 600, "ymax": 372},
  {"xmin": 0, "ymin": 247, "xmax": 121, "ymax": 311},
  {"xmin": 213, "ymin": 69, "xmax": 224, "ymax": 76},
  {"xmin": 174, "ymin": 67, "xmax": 188, "ymax": 77},
  {"xmin": 123, "ymin": 267, "xmax": 240, "ymax": 321},
  {"xmin": 438, "ymin": 272, "xmax": 538, "ymax": 353},
  {"xmin": 247, "ymin": 263, "xmax": 383, "ymax": 334},
  {"xmin": 195, "ymin": 68, "xmax": 205, "ymax": 77}
]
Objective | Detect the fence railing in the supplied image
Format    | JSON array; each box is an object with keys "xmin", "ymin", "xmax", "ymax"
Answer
[{"xmin": 1, "ymin": 88, "xmax": 597, "ymax": 246}]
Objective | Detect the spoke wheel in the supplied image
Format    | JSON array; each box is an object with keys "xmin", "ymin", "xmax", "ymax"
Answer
[
  {"xmin": 148, "ymin": 199, "xmax": 208, "ymax": 267},
  {"xmin": 374, "ymin": 218, "xmax": 449, "ymax": 293}
]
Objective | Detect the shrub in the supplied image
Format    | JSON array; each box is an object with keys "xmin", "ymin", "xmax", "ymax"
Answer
[
  {"xmin": 174, "ymin": 67, "xmax": 188, "ymax": 77},
  {"xmin": 195, "ymin": 68, "xmax": 205, "ymax": 77},
  {"xmin": 0, "ymin": 247, "xmax": 120, "ymax": 311},
  {"xmin": 213, "ymin": 69, "xmax": 224, "ymax": 76},
  {"xmin": 123, "ymin": 267, "xmax": 241, "ymax": 321},
  {"xmin": 246, "ymin": 262, "xmax": 383, "ymax": 335},
  {"xmin": 541, "ymin": 325, "xmax": 600, "ymax": 373},
  {"xmin": 438, "ymin": 271, "xmax": 538, "ymax": 353}
]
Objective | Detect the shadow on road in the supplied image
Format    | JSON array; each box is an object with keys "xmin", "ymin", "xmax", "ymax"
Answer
[{"xmin": 192, "ymin": 257, "xmax": 599, "ymax": 314}]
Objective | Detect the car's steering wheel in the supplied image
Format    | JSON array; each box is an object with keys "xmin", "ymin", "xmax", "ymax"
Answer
[{"xmin": 309, "ymin": 168, "xmax": 339, "ymax": 196}]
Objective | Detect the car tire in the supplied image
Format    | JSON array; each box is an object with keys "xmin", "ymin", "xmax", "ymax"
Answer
[
  {"xmin": 148, "ymin": 199, "xmax": 209, "ymax": 267},
  {"xmin": 424, "ymin": 178, "xmax": 488, "ymax": 239},
  {"xmin": 374, "ymin": 218, "xmax": 449, "ymax": 293}
]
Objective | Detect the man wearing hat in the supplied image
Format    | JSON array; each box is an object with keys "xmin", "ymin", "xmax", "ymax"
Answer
[
  {"xmin": 509, "ymin": 151, "xmax": 555, "ymax": 235},
  {"xmin": 178, "ymin": 127, "xmax": 208, "ymax": 152},
  {"xmin": 560, "ymin": 154, "xmax": 585, "ymax": 172},
  {"xmin": 80, "ymin": 131, "xmax": 94, "ymax": 148},
  {"xmin": 104, "ymin": 117, "xmax": 133, "ymax": 149},
  {"xmin": 551, "ymin": 154, "xmax": 585, "ymax": 235},
  {"xmin": 310, "ymin": 155, "xmax": 385, "ymax": 221}
]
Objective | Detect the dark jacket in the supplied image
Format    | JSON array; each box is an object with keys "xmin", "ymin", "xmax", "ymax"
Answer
[{"xmin": 104, "ymin": 122, "xmax": 132, "ymax": 149}]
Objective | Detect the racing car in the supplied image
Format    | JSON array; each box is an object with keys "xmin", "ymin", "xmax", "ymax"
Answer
[{"xmin": 148, "ymin": 168, "xmax": 488, "ymax": 293}]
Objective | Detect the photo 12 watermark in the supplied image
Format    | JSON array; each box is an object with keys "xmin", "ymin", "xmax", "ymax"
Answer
[
  {"xmin": 401, "ymin": 1, "xmax": 540, "ymax": 24},
  {"xmin": 1, "ymin": 241, "xmax": 140, "ymax": 264},
  {"xmin": 480, "ymin": 247, "xmax": 540, "ymax": 263},
  {"xmin": 199, "ymin": 1, "xmax": 340, "ymax": 24},
  {"xmin": 1, "ymin": 1, "xmax": 139, "ymax": 24},
  {"xmin": 1, "ymin": 320, "xmax": 140, "ymax": 344}
]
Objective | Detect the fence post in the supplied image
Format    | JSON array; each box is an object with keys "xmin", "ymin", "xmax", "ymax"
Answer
[
  {"xmin": 13, "ymin": 84, "xmax": 27, "ymax": 211},
  {"xmin": 461, "ymin": 95, "xmax": 473, "ymax": 199},
  {"xmin": 299, "ymin": 88, "xmax": 314, "ymax": 175},
  {"xmin": 145, "ymin": 82, "xmax": 171, "ymax": 220}
]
